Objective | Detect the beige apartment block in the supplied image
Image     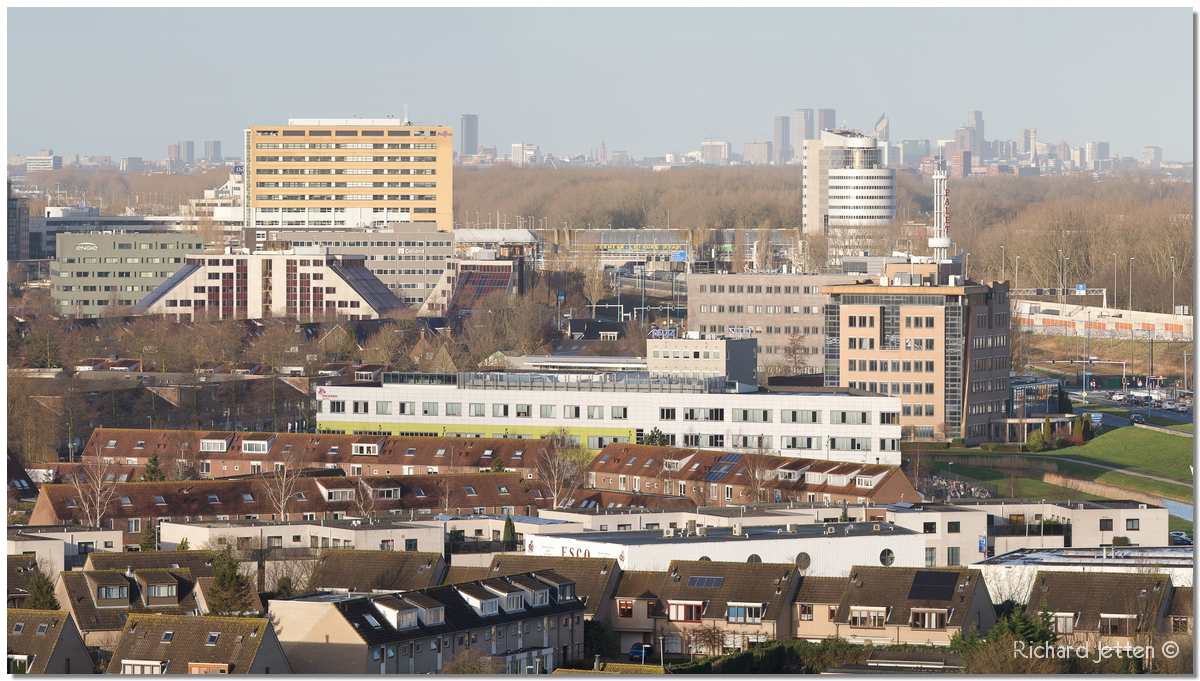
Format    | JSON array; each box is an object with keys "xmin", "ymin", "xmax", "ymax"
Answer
[
  {"xmin": 824, "ymin": 260, "xmax": 1010, "ymax": 444},
  {"xmin": 244, "ymin": 118, "xmax": 453, "ymax": 233},
  {"xmin": 687, "ymin": 272, "xmax": 857, "ymax": 373}
]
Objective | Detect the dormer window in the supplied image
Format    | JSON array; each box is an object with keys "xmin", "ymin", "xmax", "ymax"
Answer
[
  {"xmin": 557, "ymin": 584, "xmax": 575, "ymax": 601},
  {"xmin": 242, "ymin": 439, "xmax": 270, "ymax": 454},
  {"xmin": 481, "ymin": 599, "xmax": 498, "ymax": 616},
  {"xmin": 97, "ymin": 585, "xmax": 128, "ymax": 600},
  {"xmin": 353, "ymin": 443, "xmax": 379, "ymax": 456},
  {"xmin": 295, "ymin": 491, "xmax": 306, "ymax": 501},
  {"xmin": 506, "ymin": 594, "xmax": 524, "ymax": 611},
  {"xmin": 533, "ymin": 590, "xmax": 549, "ymax": 606},
  {"xmin": 149, "ymin": 583, "xmax": 177, "ymax": 599},
  {"xmin": 423, "ymin": 606, "xmax": 444, "ymax": 626},
  {"xmin": 397, "ymin": 610, "xmax": 418, "ymax": 629},
  {"xmin": 200, "ymin": 439, "xmax": 228, "ymax": 453}
]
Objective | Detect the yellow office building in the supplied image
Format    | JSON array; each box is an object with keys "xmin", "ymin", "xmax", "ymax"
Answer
[{"xmin": 243, "ymin": 118, "xmax": 454, "ymax": 233}]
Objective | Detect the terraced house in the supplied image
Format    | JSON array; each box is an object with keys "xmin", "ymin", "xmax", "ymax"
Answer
[
  {"xmin": 1026, "ymin": 571, "xmax": 1176, "ymax": 646},
  {"xmin": 585, "ymin": 444, "xmax": 918, "ymax": 508},
  {"xmin": 6, "ymin": 609, "xmax": 92, "ymax": 674},
  {"xmin": 107, "ymin": 614, "xmax": 290, "ymax": 674},
  {"xmin": 269, "ymin": 570, "xmax": 584, "ymax": 674}
]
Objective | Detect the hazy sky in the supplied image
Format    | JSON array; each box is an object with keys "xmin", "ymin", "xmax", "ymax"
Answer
[{"xmin": 7, "ymin": 8, "xmax": 1193, "ymax": 161}]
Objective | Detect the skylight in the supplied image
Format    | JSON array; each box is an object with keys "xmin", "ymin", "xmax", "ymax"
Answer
[
  {"xmin": 120, "ymin": 496, "xmax": 133, "ymax": 507},
  {"xmin": 243, "ymin": 493, "xmax": 254, "ymax": 503},
  {"xmin": 414, "ymin": 487, "xmax": 426, "ymax": 498},
  {"xmin": 465, "ymin": 486, "xmax": 478, "ymax": 496},
  {"xmin": 364, "ymin": 614, "xmax": 382, "ymax": 629},
  {"xmin": 154, "ymin": 496, "xmax": 166, "ymax": 506},
  {"xmin": 207, "ymin": 494, "xmax": 220, "ymax": 504},
  {"xmin": 206, "ymin": 632, "xmax": 220, "ymax": 645},
  {"xmin": 162, "ymin": 631, "xmax": 174, "ymax": 642}
]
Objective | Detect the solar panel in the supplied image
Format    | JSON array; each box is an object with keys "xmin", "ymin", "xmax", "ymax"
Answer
[
  {"xmin": 686, "ymin": 576, "xmax": 725, "ymax": 588},
  {"xmin": 907, "ymin": 571, "xmax": 959, "ymax": 601}
]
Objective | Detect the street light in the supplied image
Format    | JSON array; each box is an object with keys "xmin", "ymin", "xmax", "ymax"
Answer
[
  {"xmin": 1000, "ymin": 245, "xmax": 1006, "ymax": 282},
  {"xmin": 1128, "ymin": 257, "xmax": 1135, "ymax": 313},
  {"xmin": 1170, "ymin": 255, "xmax": 1176, "ymax": 315}
]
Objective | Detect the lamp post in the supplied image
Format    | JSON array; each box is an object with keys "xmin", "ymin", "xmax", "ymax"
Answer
[
  {"xmin": 1128, "ymin": 257, "xmax": 1135, "ymax": 313},
  {"xmin": 1000, "ymin": 245, "xmax": 1006, "ymax": 282},
  {"xmin": 1112, "ymin": 252, "xmax": 1118, "ymax": 309},
  {"xmin": 1170, "ymin": 255, "xmax": 1176, "ymax": 315}
]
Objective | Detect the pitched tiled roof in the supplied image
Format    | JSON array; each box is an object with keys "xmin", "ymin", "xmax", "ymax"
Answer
[
  {"xmin": 484, "ymin": 555, "xmax": 620, "ymax": 618},
  {"xmin": 648, "ymin": 560, "xmax": 799, "ymax": 622},
  {"xmin": 794, "ymin": 576, "xmax": 851, "ymax": 605},
  {"xmin": 8, "ymin": 555, "xmax": 40, "ymax": 597},
  {"xmin": 614, "ymin": 571, "xmax": 666, "ymax": 600},
  {"xmin": 85, "ymin": 550, "xmax": 217, "ymax": 578},
  {"xmin": 108, "ymin": 614, "xmax": 273, "ymax": 674},
  {"xmin": 81, "ymin": 427, "xmax": 548, "ymax": 471},
  {"xmin": 442, "ymin": 565, "xmax": 491, "ymax": 585},
  {"xmin": 835, "ymin": 566, "xmax": 984, "ymax": 629},
  {"xmin": 60, "ymin": 569, "xmax": 199, "ymax": 634},
  {"xmin": 1027, "ymin": 571, "xmax": 1171, "ymax": 633},
  {"xmin": 1169, "ymin": 586, "xmax": 1193, "ymax": 618},
  {"xmin": 7, "ymin": 609, "xmax": 76, "ymax": 673},
  {"xmin": 565, "ymin": 489, "xmax": 696, "ymax": 512},
  {"xmin": 308, "ymin": 550, "xmax": 445, "ymax": 592}
]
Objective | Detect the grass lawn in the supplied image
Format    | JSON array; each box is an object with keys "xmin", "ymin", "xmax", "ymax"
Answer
[
  {"xmin": 930, "ymin": 462, "xmax": 1104, "ymax": 500},
  {"xmin": 1041, "ymin": 427, "xmax": 1193, "ymax": 483},
  {"xmin": 1049, "ymin": 459, "xmax": 1193, "ymax": 502},
  {"xmin": 1168, "ymin": 422, "xmax": 1195, "ymax": 433},
  {"xmin": 1168, "ymin": 515, "xmax": 1194, "ymax": 536}
]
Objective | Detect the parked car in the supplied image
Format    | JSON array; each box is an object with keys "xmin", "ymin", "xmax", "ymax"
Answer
[
  {"xmin": 628, "ymin": 644, "xmax": 654, "ymax": 663},
  {"xmin": 1111, "ymin": 392, "xmax": 1127, "ymax": 402},
  {"xmin": 1164, "ymin": 400, "xmax": 1178, "ymax": 410},
  {"xmin": 1176, "ymin": 403, "xmax": 1191, "ymax": 413},
  {"xmin": 1130, "ymin": 413, "xmax": 1147, "ymax": 424},
  {"xmin": 1169, "ymin": 531, "xmax": 1192, "ymax": 546}
]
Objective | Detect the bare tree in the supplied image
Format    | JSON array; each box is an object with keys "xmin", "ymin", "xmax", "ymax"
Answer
[
  {"xmin": 742, "ymin": 445, "xmax": 775, "ymax": 505},
  {"xmin": 260, "ymin": 448, "xmax": 305, "ymax": 522},
  {"xmin": 782, "ymin": 333, "xmax": 808, "ymax": 375},
  {"xmin": 754, "ymin": 224, "xmax": 771, "ymax": 272},
  {"xmin": 353, "ymin": 478, "xmax": 379, "ymax": 525},
  {"xmin": 581, "ymin": 253, "xmax": 608, "ymax": 318},
  {"xmin": 441, "ymin": 648, "xmax": 503, "ymax": 674},
  {"xmin": 535, "ymin": 429, "xmax": 591, "ymax": 509},
  {"xmin": 688, "ymin": 622, "xmax": 726, "ymax": 657},
  {"xmin": 70, "ymin": 450, "xmax": 118, "ymax": 529}
]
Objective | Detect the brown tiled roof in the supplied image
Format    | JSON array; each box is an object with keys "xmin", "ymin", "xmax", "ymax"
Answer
[
  {"xmin": 108, "ymin": 614, "xmax": 272, "ymax": 674},
  {"xmin": 649, "ymin": 560, "xmax": 799, "ymax": 622},
  {"xmin": 7, "ymin": 609, "xmax": 75, "ymax": 673},
  {"xmin": 566, "ymin": 489, "xmax": 696, "ymax": 512},
  {"xmin": 8, "ymin": 555, "xmax": 40, "ymax": 597},
  {"xmin": 1027, "ymin": 571, "xmax": 1171, "ymax": 633},
  {"xmin": 80, "ymin": 427, "xmax": 549, "ymax": 472},
  {"xmin": 614, "ymin": 571, "xmax": 666, "ymax": 600},
  {"xmin": 35, "ymin": 472, "xmax": 550, "ymax": 524},
  {"xmin": 308, "ymin": 550, "xmax": 445, "ymax": 592},
  {"xmin": 835, "ymin": 566, "xmax": 984, "ymax": 629},
  {"xmin": 485, "ymin": 555, "xmax": 620, "ymax": 618},
  {"xmin": 442, "ymin": 565, "xmax": 491, "ymax": 585},
  {"xmin": 794, "ymin": 576, "xmax": 850, "ymax": 605},
  {"xmin": 1169, "ymin": 587, "xmax": 1193, "ymax": 618},
  {"xmin": 61, "ymin": 569, "xmax": 199, "ymax": 634},
  {"xmin": 85, "ymin": 550, "xmax": 217, "ymax": 578}
]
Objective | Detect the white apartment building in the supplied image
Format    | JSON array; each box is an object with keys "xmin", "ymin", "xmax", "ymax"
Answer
[
  {"xmin": 314, "ymin": 371, "xmax": 903, "ymax": 464},
  {"xmin": 136, "ymin": 246, "xmax": 404, "ymax": 321},
  {"xmin": 801, "ymin": 130, "xmax": 896, "ymax": 262}
]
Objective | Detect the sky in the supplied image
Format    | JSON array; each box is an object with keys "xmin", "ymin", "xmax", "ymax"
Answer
[{"xmin": 6, "ymin": 7, "xmax": 1194, "ymax": 161}]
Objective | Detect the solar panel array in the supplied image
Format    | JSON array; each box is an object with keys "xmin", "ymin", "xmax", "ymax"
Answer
[
  {"xmin": 907, "ymin": 570, "xmax": 959, "ymax": 601},
  {"xmin": 686, "ymin": 576, "xmax": 725, "ymax": 588},
  {"xmin": 703, "ymin": 453, "xmax": 743, "ymax": 482}
]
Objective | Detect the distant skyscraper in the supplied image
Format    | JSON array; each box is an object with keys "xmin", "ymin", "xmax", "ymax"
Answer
[
  {"xmin": 817, "ymin": 109, "xmax": 836, "ymax": 132},
  {"xmin": 792, "ymin": 109, "xmax": 816, "ymax": 150},
  {"xmin": 598, "ymin": 140, "xmax": 608, "ymax": 165},
  {"xmin": 167, "ymin": 144, "xmax": 180, "ymax": 163},
  {"xmin": 772, "ymin": 115, "xmax": 790, "ymax": 164},
  {"xmin": 967, "ymin": 110, "xmax": 985, "ymax": 158},
  {"xmin": 801, "ymin": 130, "xmax": 895, "ymax": 263},
  {"xmin": 700, "ymin": 140, "xmax": 731, "ymax": 165},
  {"xmin": 954, "ymin": 127, "xmax": 978, "ymax": 163},
  {"xmin": 460, "ymin": 114, "xmax": 479, "ymax": 157},
  {"xmin": 511, "ymin": 143, "xmax": 539, "ymax": 167},
  {"xmin": 898, "ymin": 139, "xmax": 931, "ymax": 168},
  {"xmin": 743, "ymin": 141, "xmax": 773, "ymax": 165},
  {"xmin": 1142, "ymin": 145, "xmax": 1163, "ymax": 168},
  {"xmin": 1022, "ymin": 128, "xmax": 1038, "ymax": 160},
  {"xmin": 873, "ymin": 113, "xmax": 890, "ymax": 142},
  {"xmin": 178, "ymin": 140, "xmax": 195, "ymax": 164},
  {"xmin": 204, "ymin": 140, "xmax": 222, "ymax": 163}
]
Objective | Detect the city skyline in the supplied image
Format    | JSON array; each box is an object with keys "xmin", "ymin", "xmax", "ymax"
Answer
[{"xmin": 7, "ymin": 8, "xmax": 1192, "ymax": 161}]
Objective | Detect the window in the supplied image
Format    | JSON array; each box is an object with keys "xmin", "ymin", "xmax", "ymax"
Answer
[
  {"xmin": 446, "ymin": 402, "xmax": 461, "ymax": 416},
  {"xmin": 540, "ymin": 404, "xmax": 556, "ymax": 418},
  {"xmin": 127, "ymin": 518, "xmax": 141, "ymax": 533},
  {"xmin": 470, "ymin": 402, "xmax": 486, "ymax": 417},
  {"xmin": 1099, "ymin": 518, "xmax": 1114, "ymax": 531},
  {"xmin": 910, "ymin": 609, "xmax": 948, "ymax": 630},
  {"xmin": 660, "ymin": 407, "xmax": 676, "ymax": 420},
  {"xmin": 925, "ymin": 547, "xmax": 936, "ymax": 567},
  {"xmin": 611, "ymin": 406, "xmax": 628, "ymax": 419},
  {"xmin": 492, "ymin": 403, "xmax": 509, "ymax": 417},
  {"xmin": 879, "ymin": 549, "xmax": 895, "ymax": 566},
  {"xmin": 97, "ymin": 585, "xmax": 128, "ymax": 600},
  {"xmin": 946, "ymin": 547, "xmax": 960, "ymax": 566},
  {"xmin": 161, "ymin": 631, "xmax": 174, "ymax": 642},
  {"xmin": 587, "ymin": 406, "xmax": 604, "ymax": 419},
  {"xmin": 727, "ymin": 604, "xmax": 763, "ymax": 624},
  {"xmin": 564, "ymin": 405, "xmax": 581, "ymax": 419},
  {"xmin": 149, "ymin": 584, "xmax": 177, "ymax": 598},
  {"xmin": 1126, "ymin": 518, "xmax": 1140, "ymax": 531},
  {"xmin": 668, "ymin": 602, "xmax": 703, "ymax": 622},
  {"xmin": 618, "ymin": 600, "xmax": 634, "ymax": 618},
  {"xmin": 848, "ymin": 608, "xmax": 886, "ymax": 628},
  {"xmin": 799, "ymin": 603, "xmax": 814, "ymax": 621},
  {"xmin": 1053, "ymin": 613, "xmax": 1075, "ymax": 635},
  {"xmin": 947, "ymin": 521, "xmax": 960, "ymax": 534},
  {"xmin": 923, "ymin": 522, "xmax": 936, "ymax": 534}
]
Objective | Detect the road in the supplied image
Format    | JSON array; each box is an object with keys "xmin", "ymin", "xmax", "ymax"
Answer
[{"xmin": 1072, "ymin": 391, "xmax": 1193, "ymax": 427}]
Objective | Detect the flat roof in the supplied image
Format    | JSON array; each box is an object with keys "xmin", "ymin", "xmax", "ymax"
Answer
[
  {"xmin": 981, "ymin": 547, "xmax": 1193, "ymax": 568},
  {"xmin": 546, "ymin": 522, "xmax": 917, "ymax": 546}
]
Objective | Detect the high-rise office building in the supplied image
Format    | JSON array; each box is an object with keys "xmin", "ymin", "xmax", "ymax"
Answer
[
  {"xmin": 817, "ymin": 108, "xmax": 836, "ymax": 133},
  {"xmin": 8, "ymin": 181, "xmax": 30, "ymax": 261},
  {"xmin": 801, "ymin": 130, "xmax": 896, "ymax": 262},
  {"xmin": 791, "ymin": 109, "xmax": 815, "ymax": 152},
  {"xmin": 967, "ymin": 110, "xmax": 985, "ymax": 158},
  {"xmin": 460, "ymin": 114, "xmax": 479, "ymax": 157},
  {"xmin": 742, "ymin": 141, "xmax": 773, "ymax": 165},
  {"xmin": 1021, "ymin": 128, "xmax": 1038, "ymax": 160},
  {"xmin": 510, "ymin": 143, "xmax": 539, "ymax": 167},
  {"xmin": 873, "ymin": 113, "xmax": 890, "ymax": 142},
  {"xmin": 898, "ymin": 139, "xmax": 931, "ymax": 168},
  {"xmin": 772, "ymin": 115, "xmax": 790, "ymax": 165},
  {"xmin": 167, "ymin": 144, "xmax": 180, "ymax": 163},
  {"xmin": 700, "ymin": 140, "xmax": 731, "ymax": 165},
  {"xmin": 204, "ymin": 140, "xmax": 222, "ymax": 163},
  {"xmin": 120, "ymin": 157, "xmax": 145, "ymax": 173},
  {"xmin": 243, "ymin": 118, "xmax": 455, "ymax": 232},
  {"xmin": 1085, "ymin": 141, "xmax": 1110, "ymax": 168},
  {"xmin": 1142, "ymin": 145, "xmax": 1163, "ymax": 168},
  {"xmin": 178, "ymin": 140, "xmax": 195, "ymax": 164},
  {"xmin": 954, "ymin": 127, "xmax": 978, "ymax": 164}
]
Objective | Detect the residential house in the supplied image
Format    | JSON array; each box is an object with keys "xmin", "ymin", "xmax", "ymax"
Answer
[
  {"xmin": 55, "ymin": 568, "xmax": 201, "ymax": 648},
  {"xmin": 8, "ymin": 555, "xmax": 42, "ymax": 607},
  {"xmin": 586, "ymin": 444, "xmax": 918, "ymax": 509},
  {"xmin": 608, "ymin": 560, "xmax": 802, "ymax": 656},
  {"xmin": 7, "ymin": 609, "xmax": 92, "ymax": 674},
  {"xmin": 1027, "ymin": 571, "xmax": 1174, "ymax": 646},
  {"xmin": 479, "ymin": 555, "xmax": 622, "ymax": 622},
  {"xmin": 308, "ymin": 550, "xmax": 447, "ymax": 592},
  {"xmin": 791, "ymin": 576, "xmax": 851, "ymax": 641},
  {"xmin": 106, "ymin": 614, "xmax": 291, "ymax": 674},
  {"xmin": 270, "ymin": 571, "xmax": 585, "ymax": 674},
  {"xmin": 1168, "ymin": 586, "xmax": 1192, "ymax": 636},
  {"xmin": 824, "ymin": 566, "xmax": 995, "ymax": 646}
]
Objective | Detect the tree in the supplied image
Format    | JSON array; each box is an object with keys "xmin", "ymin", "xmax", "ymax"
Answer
[
  {"xmin": 535, "ymin": 430, "xmax": 591, "ymax": 509},
  {"xmin": 139, "ymin": 522, "xmax": 158, "ymax": 551},
  {"xmin": 441, "ymin": 649, "xmax": 503, "ymax": 675},
  {"xmin": 353, "ymin": 478, "xmax": 379, "ymax": 525},
  {"xmin": 176, "ymin": 536, "xmax": 190, "ymax": 551},
  {"xmin": 689, "ymin": 622, "xmax": 726, "ymax": 657},
  {"xmin": 260, "ymin": 448, "xmax": 304, "ymax": 522},
  {"xmin": 642, "ymin": 428, "xmax": 672, "ymax": 447},
  {"xmin": 23, "ymin": 564, "xmax": 60, "ymax": 610},
  {"xmin": 741, "ymin": 445, "xmax": 775, "ymax": 504},
  {"xmin": 204, "ymin": 545, "xmax": 255, "ymax": 617},
  {"xmin": 782, "ymin": 334, "xmax": 808, "ymax": 375},
  {"xmin": 70, "ymin": 453, "xmax": 118, "ymax": 529},
  {"xmin": 584, "ymin": 619, "xmax": 621, "ymax": 660},
  {"xmin": 141, "ymin": 455, "xmax": 166, "ymax": 482},
  {"xmin": 273, "ymin": 575, "xmax": 295, "ymax": 599},
  {"xmin": 581, "ymin": 254, "xmax": 608, "ymax": 318},
  {"xmin": 501, "ymin": 515, "xmax": 516, "ymax": 547},
  {"xmin": 489, "ymin": 457, "xmax": 506, "ymax": 472}
]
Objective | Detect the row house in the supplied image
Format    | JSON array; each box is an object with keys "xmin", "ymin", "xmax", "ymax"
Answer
[
  {"xmin": 586, "ymin": 444, "xmax": 918, "ymax": 509},
  {"xmin": 7, "ymin": 609, "xmax": 92, "ymax": 674},
  {"xmin": 107, "ymin": 614, "xmax": 290, "ymax": 674},
  {"xmin": 56, "ymin": 567, "xmax": 203, "ymax": 648},
  {"xmin": 270, "ymin": 570, "xmax": 585, "ymax": 674},
  {"xmin": 80, "ymin": 427, "xmax": 548, "ymax": 480},
  {"xmin": 1027, "ymin": 571, "xmax": 1178, "ymax": 646},
  {"xmin": 29, "ymin": 472, "xmax": 551, "ymax": 545},
  {"xmin": 608, "ymin": 560, "xmax": 802, "ymax": 655}
]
